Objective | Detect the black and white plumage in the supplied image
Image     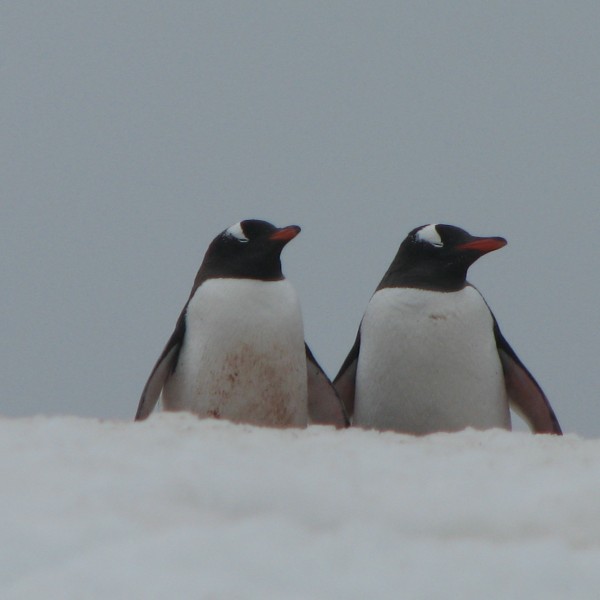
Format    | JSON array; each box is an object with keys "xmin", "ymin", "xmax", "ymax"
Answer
[
  {"xmin": 136, "ymin": 220, "xmax": 348, "ymax": 428},
  {"xmin": 334, "ymin": 223, "xmax": 561, "ymax": 435}
]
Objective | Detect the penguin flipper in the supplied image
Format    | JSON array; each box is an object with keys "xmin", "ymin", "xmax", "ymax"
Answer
[
  {"xmin": 306, "ymin": 344, "xmax": 349, "ymax": 428},
  {"xmin": 333, "ymin": 329, "xmax": 361, "ymax": 420},
  {"xmin": 135, "ymin": 310, "xmax": 185, "ymax": 421},
  {"xmin": 494, "ymin": 323, "xmax": 562, "ymax": 435}
]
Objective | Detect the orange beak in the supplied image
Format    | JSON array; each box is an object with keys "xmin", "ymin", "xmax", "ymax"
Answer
[
  {"xmin": 269, "ymin": 225, "xmax": 301, "ymax": 242},
  {"xmin": 456, "ymin": 236, "xmax": 507, "ymax": 254}
]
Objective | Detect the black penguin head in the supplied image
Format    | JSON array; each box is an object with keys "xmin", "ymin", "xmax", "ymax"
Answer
[
  {"xmin": 199, "ymin": 219, "xmax": 301, "ymax": 282},
  {"xmin": 380, "ymin": 224, "xmax": 507, "ymax": 291}
]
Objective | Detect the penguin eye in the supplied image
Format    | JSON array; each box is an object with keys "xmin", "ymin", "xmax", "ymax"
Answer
[
  {"xmin": 415, "ymin": 224, "xmax": 444, "ymax": 248},
  {"xmin": 225, "ymin": 222, "xmax": 250, "ymax": 243}
]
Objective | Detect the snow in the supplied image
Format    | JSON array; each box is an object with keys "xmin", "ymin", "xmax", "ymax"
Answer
[{"xmin": 2, "ymin": 415, "xmax": 600, "ymax": 599}]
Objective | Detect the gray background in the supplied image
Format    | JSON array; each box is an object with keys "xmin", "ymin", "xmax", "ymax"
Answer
[{"xmin": 2, "ymin": 2, "xmax": 598, "ymax": 435}]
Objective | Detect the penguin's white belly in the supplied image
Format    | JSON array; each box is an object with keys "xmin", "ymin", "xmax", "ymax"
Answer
[
  {"xmin": 354, "ymin": 286, "xmax": 511, "ymax": 433},
  {"xmin": 163, "ymin": 279, "xmax": 308, "ymax": 427}
]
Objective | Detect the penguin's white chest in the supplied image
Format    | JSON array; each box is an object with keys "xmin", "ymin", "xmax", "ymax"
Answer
[
  {"xmin": 163, "ymin": 279, "xmax": 308, "ymax": 427},
  {"xmin": 355, "ymin": 286, "xmax": 510, "ymax": 433}
]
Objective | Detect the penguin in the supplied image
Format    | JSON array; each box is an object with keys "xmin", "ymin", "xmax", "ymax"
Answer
[
  {"xmin": 136, "ymin": 220, "xmax": 348, "ymax": 428},
  {"xmin": 333, "ymin": 223, "xmax": 561, "ymax": 435}
]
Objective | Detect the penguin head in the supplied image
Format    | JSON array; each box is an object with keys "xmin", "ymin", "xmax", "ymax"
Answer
[
  {"xmin": 381, "ymin": 224, "xmax": 507, "ymax": 290},
  {"xmin": 407, "ymin": 224, "xmax": 506, "ymax": 263},
  {"xmin": 200, "ymin": 220, "xmax": 301, "ymax": 281}
]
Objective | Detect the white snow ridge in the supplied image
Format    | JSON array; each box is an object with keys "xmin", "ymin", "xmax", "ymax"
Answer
[{"xmin": 2, "ymin": 414, "xmax": 600, "ymax": 599}]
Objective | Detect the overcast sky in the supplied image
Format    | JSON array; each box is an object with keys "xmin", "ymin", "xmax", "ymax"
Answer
[{"xmin": 2, "ymin": 2, "xmax": 599, "ymax": 436}]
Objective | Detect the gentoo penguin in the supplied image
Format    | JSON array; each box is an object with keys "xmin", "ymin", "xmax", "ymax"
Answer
[
  {"xmin": 334, "ymin": 223, "xmax": 561, "ymax": 435},
  {"xmin": 136, "ymin": 220, "xmax": 348, "ymax": 428}
]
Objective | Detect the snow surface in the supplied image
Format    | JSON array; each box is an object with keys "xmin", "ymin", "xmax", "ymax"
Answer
[{"xmin": 2, "ymin": 414, "xmax": 600, "ymax": 599}]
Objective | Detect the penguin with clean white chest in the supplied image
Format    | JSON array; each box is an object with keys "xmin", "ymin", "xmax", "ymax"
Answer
[
  {"xmin": 136, "ymin": 220, "xmax": 348, "ymax": 428},
  {"xmin": 334, "ymin": 223, "xmax": 561, "ymax": 435}
]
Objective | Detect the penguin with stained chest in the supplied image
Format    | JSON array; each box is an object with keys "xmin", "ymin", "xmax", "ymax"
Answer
[
  {"xmin": 334, "ymin": 223, "xmax": 561, "ymax": 435},
  {"xmin": 136, "ymin": 220, "xmax": 348, "ymax": 428}
]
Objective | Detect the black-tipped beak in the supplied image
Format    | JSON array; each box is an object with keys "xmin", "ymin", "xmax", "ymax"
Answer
[
  {"xmin": 269, "ymin": 225, "xmax": 301, "ymax": 243},
  {"xmin": 455, "ymin": 236, "xmax": 507, "ymax": 255}
]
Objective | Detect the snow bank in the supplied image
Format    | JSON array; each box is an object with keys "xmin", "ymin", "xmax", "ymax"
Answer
[{"xmin": 1, "ymin": 415, "xmax": 600, "ymax": 599}]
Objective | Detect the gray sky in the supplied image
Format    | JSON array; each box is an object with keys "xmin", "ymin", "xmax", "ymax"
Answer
[{"xmin": 2, "ymin": 2, "xmax": 599, "ymax": 436}]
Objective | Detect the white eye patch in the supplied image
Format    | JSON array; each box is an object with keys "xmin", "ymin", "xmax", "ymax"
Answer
[
  {"xmin": 416, "ymin": 224, "xmax": 443, "ymax": 247},
  {"xmin": 225, "ymin": 222, "xmax": 249, "ymax": 242}
]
